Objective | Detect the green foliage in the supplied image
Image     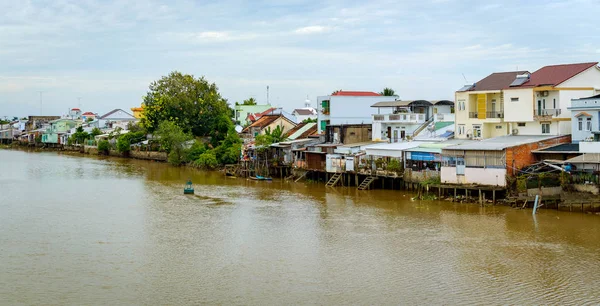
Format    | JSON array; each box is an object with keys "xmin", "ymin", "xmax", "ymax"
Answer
[
  {"xmin": 236, "ymin": 97, "xmax": 257, "ymax": 106},
  {"xmin": 186, "ymin": 140, "xmax": 207, "ymax": 162},
  {"xmin": 155, "ymin": 121, "xmax": 191, "ymax": 153},
  {"xmin": 69, "ymin": 126, "xmax": 90, "ymax": 145},
  {"xmin": 140, "ymin": 71, "xmax": 233, "ymax": 145},
  {"xmin": 98, "ymin": 140, "xmax": 110, "ymax": 154},
  {"xmin": 255, "ymin": 125, "xmax": 285, "ymax": 150},
  {"xmin": 213, "ymin": 128, "xmax": 242, "ymax": 165},
  {"xmin": 127, "ymin": 122, "xmax": 145, "ymax": 134},
  {"xmin": 419, "ymin": 176, "xmax": 441, "ymax": 187},
  {"xmin": 301, "ymin": 117, "xmax": 317, "ymax": 123},
  {"xmin": 387, "ymin": 159, "xmax": 402, "ymax": 172},
  {"xmin": 193, "ymin": 152, "xmax": 219, "ymax": 169},
  {"xmin": 116, "ymin": 137, "xmax": 131, "ymax": 153},
  {"xmin": 379, "ymin": 87, "xmax": 396, "ymax": 96},
  {"xmin": 90, "ymin": 127, "xmax": 102, "ymax": 138}
]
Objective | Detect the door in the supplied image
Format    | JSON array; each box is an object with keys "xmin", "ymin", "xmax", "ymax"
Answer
[
  {"xmin": 477, "ymin": 94, "xmax": 486, "ymax": 119},
  {"xmin": 387, "ymin": 126, "xmax": 392, "ymax": 140},
  {"xmin": 537, "ymin": 100, "xmax": 542, "ymax": 115},
  {"xmin": 491, "ymin": 101, "xmax": 496, "ymax": 117},
  {"xmin": 400, "ymin": 130, "xmax": 406, "ymax": 139},
  {"xmin": 393, "ymin": 130, "xmax": 398, "ymax": 143},
  {"xmin": 345, "ymin": 156, "xmax": 355, "ymax": 172},
  {"xmin": 456, "ymin": 157, "xmax": 465, "ymax": 175}
]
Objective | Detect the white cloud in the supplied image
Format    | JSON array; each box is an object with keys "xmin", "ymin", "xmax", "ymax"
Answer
[{"xmin": 294, "ymin": 26, "xmax": 331, "ymax": 35}]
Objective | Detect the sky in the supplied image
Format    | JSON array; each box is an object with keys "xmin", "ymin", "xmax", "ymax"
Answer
[{"xmin": 1, "ymin": 0, "xmax": 599, "ymax": 118}]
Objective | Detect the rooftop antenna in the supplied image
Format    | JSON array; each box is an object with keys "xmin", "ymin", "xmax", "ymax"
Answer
[
  {"xmin": 461, "ymin": 73, "xmax": 469, "ymax": 84},
  {"xmin": 77, "ymin": 97, "xmax": 82, "ymax": 109}
]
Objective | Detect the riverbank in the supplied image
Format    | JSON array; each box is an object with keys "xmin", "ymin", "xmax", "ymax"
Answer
[{"xmin": 3, "ymin": 144, "xmax": 599, "ymax": 215}]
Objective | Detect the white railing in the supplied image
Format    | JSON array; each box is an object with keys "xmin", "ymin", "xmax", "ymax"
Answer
[
  {"xmin": 579, "ymin": 141, "xmax": 600, "ymax": 153},
  {"xmin": 434, "ymin": 113, "xmax": 455, "ymax": 122},
  {"xmin": 372, "ymin": 114, "xmax": 425, "ymax": 123}
]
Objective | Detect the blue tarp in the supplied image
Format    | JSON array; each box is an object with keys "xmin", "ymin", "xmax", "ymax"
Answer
[
  {"xmin": 410, "ymin": 151, "xmax": 436, "ymax": 161},
  {"xmin": 440, "ymin": 131, "xmax": 454, "ymax": 138}
]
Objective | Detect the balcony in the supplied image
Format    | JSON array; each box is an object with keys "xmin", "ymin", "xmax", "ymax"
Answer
[
  {"xmin": 469, "ymin": 112, "xmax": 478, "ymax": 118},
  {"xmin": 372, "ymin": 113, "xmax": 426, "ymax": 123},
  {"xmin": 534, "ymin": 109, "xmax": 561, "ymax": 121},
  {"xmin": 486, "ymin": 111, "xmax": 504, "ymax": 119}
]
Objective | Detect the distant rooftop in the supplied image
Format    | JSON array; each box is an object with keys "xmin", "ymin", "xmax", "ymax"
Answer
[
  {"xmin": 444, "ymin": 135, "xmax": 562, "ymax": 151},
  {"xmin": 332, "ymin": 91, "xmax": 381, "ymax": 97},
  {"xmin": 516, "ymin": 62, "xmax": 598, "ymax": 88},
  {"xmin": 533, "ymin": 143, "xmax": 579, "ymax": 153},
  {"xmin": 459, "ymin": 71, "xmax": 529, "ymax": 92}
]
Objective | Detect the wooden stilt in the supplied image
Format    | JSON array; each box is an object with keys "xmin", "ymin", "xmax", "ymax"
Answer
[{"xmin": 492, "ymin": 190, "xmax": 496, "ymax": 204}]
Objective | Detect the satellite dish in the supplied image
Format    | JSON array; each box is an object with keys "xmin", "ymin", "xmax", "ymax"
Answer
[{"xmin": 235, "ymin": 125, "xmax": 243, "ymax": 133}]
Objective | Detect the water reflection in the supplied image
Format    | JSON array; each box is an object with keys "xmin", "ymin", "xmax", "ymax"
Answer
[{"xmin": 2, "ymin": 149, "xmax": 600, "ymax": 305}]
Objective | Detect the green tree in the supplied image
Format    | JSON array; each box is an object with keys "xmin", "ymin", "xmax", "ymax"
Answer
[
  {"xmin": 98, "ymin": 140, "xmax": 110, "ymax": 154},
  {"xmin": 213, "ymin": 128, "xmax": 242, "ymax": 165},
  {"xmin": 379, "ymin": 87, "xmax": 396, "ymax": 96},
  {"xmin": 140, "ymin": 71, "xmax": 233, "ymax": 144},
  {"xmin": 193, "ymin": 151, "xmax": 219, "ymax": 169},
  {"xmin": 186, "ymin": 140, "xmax": 207, "ymax": 162},
  {"xmin": 70, "ymin": 126, "xmax": 90, "ymax": 144},
  {"xmin": 254, "ymin": 125, "xmax": 285, "ymax": 149},
  {"xmin": 116, "ymin": 137, "xmax": 131, "ymax": 153},
  {"xmin": 301, "ymin": 118, "xmax": 317, "ymax": 123},
  {"xmin": 90, "ymin": 127, "xmax": 102, "ymax": 138},
  {"xmin": 155, "ymin": 121, "xmax": 192, "ymax": 166}
]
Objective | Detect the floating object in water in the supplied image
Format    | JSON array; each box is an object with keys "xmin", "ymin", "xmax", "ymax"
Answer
[
  {"xmin": 250, "ymin": 175, "xmax": 272, "ymax": 181},
  {"xmin": 184, "ymin": 179, "xmax": 194, "ymax": 194}
]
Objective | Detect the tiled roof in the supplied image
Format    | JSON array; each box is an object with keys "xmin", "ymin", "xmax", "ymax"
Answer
[
  {"xmin": 293, "ymin": 108, "xmax": 315, "ymax": 115},
  {"xmin": 284, "ymin": 122, "xmax": 317, "ymax": 139},
  {"xmin": 464, "ymin": 71, "xmax": 529, "ymax": 92},
  {"xmin": 247, "ymin": 107, "xmax": 276, "ymax": 122},
  {"xmin": 82, "ymin": 112, "xmax": 95, "ymax": 116},
  {"xmin": 519, "ymin": 62, "xmax": 598, "ymax": 87},
  {"xmin": 242, "ymin": 115, "xmax": 281, "ymax": 133},
  {"xmin": 332, "ymin": 91, "xmax": 381, "ymax": 96}
]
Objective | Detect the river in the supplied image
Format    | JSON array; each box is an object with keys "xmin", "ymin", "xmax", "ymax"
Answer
[{"xmin": 1, "ymin": 149, "xmax": 600, "ymax": 305}]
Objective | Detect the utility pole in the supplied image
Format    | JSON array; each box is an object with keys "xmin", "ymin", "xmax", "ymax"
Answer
[
  {"xmin": 267, "ymin": 86, "xmax": 269, "ymax": 105},
  {"xmin": 38, "ymin": 91, "xmax": 44, "ymax": 115},
  {"xmin": 77, "ymin": 97, "xmax": 82, "ymax": 109}
]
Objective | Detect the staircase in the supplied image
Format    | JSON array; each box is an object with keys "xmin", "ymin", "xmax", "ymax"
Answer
[
  {"xmin": 358, "ymin": 176, "xmax": 377, "ymax": 190},
  {"xmin": 412, "ymin": 117, "xmax": 434, "ymax": 138},
  {"xmin": 325, "ymin": 173, "xmax": 342, "ymax": 187},
  {"xmin": 294, "ymin": 171, "xmax": 308, "ymax": 182}
]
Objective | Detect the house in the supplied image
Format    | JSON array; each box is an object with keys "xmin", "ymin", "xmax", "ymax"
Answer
[
  {"xmin": 131, "ymin": 105, "xmax": 144, "ymax": 119},
  {"xmin": 325, "ymin": 124, "xmax": 372, "ymax": 144},
  {"xmin": 283, "ymin": 122, "xmax": 318, "ymax": 140},
  {"xmin": 326, "ymin": 141, "xmax": 385, "ymax": 173},
  {"xmin": 317, "ymin": 91, "xmax": 396, "ymax": 134},
  {"xmin": 241, "ymin": 114, "xmax": 296, "ymax": 139},
  {"xmin": 98, "ymin": 109, "xmax": 137, "ymax": 129},
  {"xmin": 41, "ymin": 119, "xmax": 78, "ymax": 144},
  {"xmin": 25, "ymin": 116, "xmax": 61, "ymax": 131},
  {"xmin": 371, "ymin": 100, "xmax": 455, "ymax": 142},
  {"xmin": 569, "ymin": 94, "xmax": 600, "ymax": 150},
  {"xmin": 292, "ymin": 108, "xmax": 317, "ymax": 123},
  {"xmin": 234, "ymin": 104, "xmax": 273, "ymax": 125},
  {"xmin": 303, "ymin": 143, "xmax": 339, "ymax": 171},
  {"xmin": 271, "ymin": 137, "xmax": 323, "ymax": 166},
  {"xmin": 81, "ymin": 112, "xmax": 97, "ymax": 122},
  {"xmin": 440, "ymin": 135, "xmax": 571, "ymax": 187},
  {"xmin": 455, "ymin": 71, "xmax": 529, "ymax": 139},
  {"xmin": 502, "ymin": 62, "xmax": 600, "ymax": 137},
  {"xmin": 69, "ymin": 108, "xmax": 82, "ymax": 120}
]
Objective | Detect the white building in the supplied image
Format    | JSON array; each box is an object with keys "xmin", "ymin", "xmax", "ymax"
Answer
[
  {"xmin": 503, "ymin": 62, "xmax": 600, "ymax": 137},
  {"xmin": 569, "ymin": 94, "xmax": 600, "ymax": 153},
  {"xmin": 370, "ymin": 100, "xmax": 455, "ymax": 142},
  {"xmin": 455, "ymin": 62, "xmax": 600, "ymax": 139},
  {"xmin": 98, "ymin": 109, "xmax": 137, "ymax": 129},
  {"xmin": 317, "ymin": 91, "xmax": 398, "ymax": 134}
]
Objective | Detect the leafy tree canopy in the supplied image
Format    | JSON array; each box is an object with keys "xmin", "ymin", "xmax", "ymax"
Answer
[
  {"xmin": 140, "ymin": 71, "xmax": 233, "ymax": 144},
  {"xmin": 379, "ymin": 87, "xmax": 396, "ymax": 96},
  {"xmin": 236, "ymin": 97, "xmax": 257, "ymax": 106}
]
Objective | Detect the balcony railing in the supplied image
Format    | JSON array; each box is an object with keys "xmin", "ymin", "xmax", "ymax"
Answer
[
  {"xmin": 469, "ymin": 112, "xmax": 478, "ymax": 118},
  {"xmin": 486, "ymin": 111, "xmax": 504, "ymax": 119},
  {"xmin": 372, "ymin": 113, "xmax": 426, "ymax": 123},
  {"xmin": 535, "ymin": 109, "xmax": 561, "ymax": 117}
]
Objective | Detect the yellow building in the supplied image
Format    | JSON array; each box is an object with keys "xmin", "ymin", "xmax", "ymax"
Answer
[{"xmin": 131, "ymin": 105, "xmax": 144, "ymax": 119}]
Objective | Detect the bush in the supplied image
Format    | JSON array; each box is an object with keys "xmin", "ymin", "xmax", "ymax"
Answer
[
  {"xmin": 116, "ymin": 137, "xmax": 131, "ymax": 153},
  {"xmin": 194, "ymin": 152, "xmax": 219, "ymax": 170},
  {"xmin": 387, "ymin": 159, "xmax": 401, "ymax": 172},
  {"xmin": 98, "ymin": 140, "xmax": 110, "ymax": 154},
  {"xmin": 186, "ymin": 141, "xmax": 207, "ymax": 162}
]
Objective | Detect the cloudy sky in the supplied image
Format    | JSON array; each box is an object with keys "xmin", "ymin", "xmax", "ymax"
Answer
[{"xmin": 1, "ymin": 0, "xmax": 599, "ymax": 118}]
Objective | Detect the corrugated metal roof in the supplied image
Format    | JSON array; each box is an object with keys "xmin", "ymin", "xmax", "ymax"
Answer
[
  {"xmin": 443, "ymin": 135, "xmax": 561, "ymax": 151},
  {"xmin": 287, "ymin": 122, "xmax": 317, "ymax": 140},
  {"xmin": 567, "ymin": 153, "xmax": 600, "ymax": 164}
]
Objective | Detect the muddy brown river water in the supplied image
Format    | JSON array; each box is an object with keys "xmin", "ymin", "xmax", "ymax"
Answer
[{"xmin": 2, "ymin": 149, "xmax": 600, "ymax": 305}]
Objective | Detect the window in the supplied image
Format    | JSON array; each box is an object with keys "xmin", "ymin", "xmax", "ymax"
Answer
[
  {"xmin": 542, "ymin": 123, "xmax": 550, "ymax": 134},
  {"xmin": 517, "ymin": 122, "xmax": 526, "ymax": 127},
  {"xmin": 511, "ymin": 97, "xmax": 519, "ymax": 102},
  {"xmin": 496, "ymin": 125, "xmax": 502, "ymax": 129},
  {"xmin": 579, "ymin": 117, "xmax": 583, "ymax": 131},
  {"xmin": 553, "ymin": 98, "xmax": 556, "ymax": 109},
  {"xmin": 458, "ymin": 124, "xmax": 465, "ymax": 135},
  {"xmin": 473, "ymin": 125, "xmax": 482, "ymax": 138},
  {"xmin": 587, "ymin": 117, "xmax": 592, "ymax": 131}
]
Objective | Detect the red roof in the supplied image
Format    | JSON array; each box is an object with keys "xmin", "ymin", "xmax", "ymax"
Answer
[
  {"xmin": 332, "ymin": 91, "xmax": 381, "ymax": 96},
  {"xmin": 468, "ymin": 71, "xmax": 528, "ymax": 91},
  {"xmin": 520, "ymin": 62, "xmax": 598, "ymax": 87},
  {"xmin": 247, "ymin": 107, "xmax": 276, "ymax": 122},
  {"xmin": 82, "ymin": 112, "xmax": 95, "ymax": 116},
  {"xmin": 71, "ymin": 108, "xmax": 81, "ymax": 111}
]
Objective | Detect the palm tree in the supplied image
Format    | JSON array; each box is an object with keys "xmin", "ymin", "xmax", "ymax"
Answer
[
  {"xmin": 243, "ymin": 97, "xmax": 257, "ymax": 105},
  {"xmin": 380, "ymin": 88, "xmax": 396, "ymax": 96}
]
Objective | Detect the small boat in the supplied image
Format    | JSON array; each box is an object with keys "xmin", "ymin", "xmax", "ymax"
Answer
[
  {"xmin": 250, "ymin": 175, "xmax": 272, "ymax": 181},
  {"xmin": 184, "ymin": 179, "xmax": 194, "ymax": 194}
]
